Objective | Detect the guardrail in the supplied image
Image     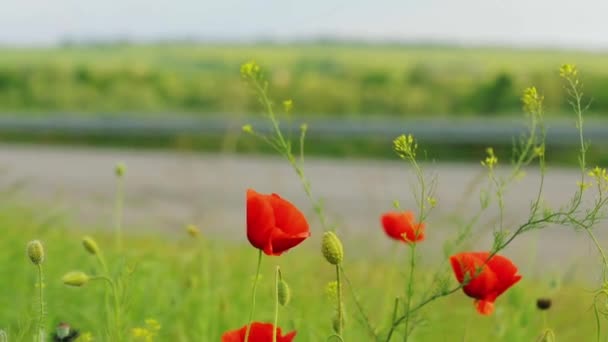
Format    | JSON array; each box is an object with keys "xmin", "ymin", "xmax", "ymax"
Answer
[{"xmin": 0, "ymin": 116, "xmax": 607, "ymax": 146}]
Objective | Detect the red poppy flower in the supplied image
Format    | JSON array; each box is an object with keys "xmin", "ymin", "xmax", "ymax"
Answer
[
  {"xmin": 380, "ymin": 211, "xmax": 425, "ymax": 243},
  {"xmin": 246, "ymin": 189, "xmax": 310, "ymax": 256},
  {"xmin": 221, "ymin": 322, "xmax": 297, "ymax": 342},
  {"xmin": 450, "ymin": 252, "xmax": 522, "ymax": 315}
]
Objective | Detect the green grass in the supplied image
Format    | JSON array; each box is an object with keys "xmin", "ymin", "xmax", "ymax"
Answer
[
  {"xmin": 1, "ymin": 43, "xmax": 608, "ymax": 117},
  {"xmin": 0, "ymin": 196, "xmax": 601, "ymax": 341}
]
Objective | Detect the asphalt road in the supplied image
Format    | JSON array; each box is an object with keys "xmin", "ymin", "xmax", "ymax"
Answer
[{"xmin": 1, "ymin": 144, "xmax": 605, "ymax": 276}]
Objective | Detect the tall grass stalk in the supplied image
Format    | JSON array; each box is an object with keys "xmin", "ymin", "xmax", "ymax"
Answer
[
  {"xmin": 114, "ymin": 163, "xmax": 125, "ymax": 252},
  {"xmin": 273, "ymin": 266, "xmax": 280, "ymax": 342},
  {"xmin": 244, "ymin": 250, "xmax": 263, "ymax": 342}
]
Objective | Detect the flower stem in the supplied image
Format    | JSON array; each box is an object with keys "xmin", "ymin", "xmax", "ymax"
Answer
[
  {"xmin": 336, "ymin": 265, "xmax": 344, "ymax": 337},
  {"xmin": 244, "ymin": 250, "xmax": 263, "ymax": 342},
  {"xmin": 273, "ymin": 266, "xmax": 280, "ymax": 342},
  {"xmin": 114, "ymin": 174, "xmax": 124, "ymax": 252},
  {"xmin": 37, "ymin": 264, "xmax": 45, "ymax": 342},
  {"xmin": 403, "ymin": 243, "xmax": 416, "ymax": 342}
]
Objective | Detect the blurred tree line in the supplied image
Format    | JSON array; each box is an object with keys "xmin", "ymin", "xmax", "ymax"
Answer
[{"xmin": 0, "ymin": 45, "xmax": 607, "ymax": 117}]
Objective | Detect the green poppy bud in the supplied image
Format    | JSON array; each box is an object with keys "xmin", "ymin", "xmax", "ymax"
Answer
[
  {"xmin": 27, "ymin": 240, "xmax": 44, "ymax": 265},
  {"xmin": 82, "ymin": 236, "xmax": 100, "ymax": 255},
  {"xmin": 322, "ymin": 231, "xmax": 344, "ymax": 265},
  {"xmin": 62, "ymin": 271, "xmax": 90, "ymax": 287}
]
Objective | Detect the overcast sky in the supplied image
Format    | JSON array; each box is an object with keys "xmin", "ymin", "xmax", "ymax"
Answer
[{"xmin": 2, "ymin": 0, "xmax": 608, "ymax": 49}]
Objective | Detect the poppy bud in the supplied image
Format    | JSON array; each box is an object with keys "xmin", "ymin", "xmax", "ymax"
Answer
[
  {"xmin": 278, "ymin": 279, "xmax": 291, "ymax": 307},
  {"xmin": 536, "ymin": 298, "xmax": 552, "ymax": 310},
  {"xmin": 82, "ymin": 236, "xmax": 100, "ymax": 255},
  {"xmin": 62, "ymin": 271, "xmax": 90, "ymax": 287},
  {"xmin": 186, "ymin": 224, "xmax": 200, "ymax": 238},
  {"xmin": 322, "ymin": 231, "xmax": 344, "ymax": 265},
  {"xmin": 115, "ymin": 163, "xmax": 126, "ymax": 177},
  {"xmin": 27, "ymin": 240, "xmax": 44, "ymax": 265}
]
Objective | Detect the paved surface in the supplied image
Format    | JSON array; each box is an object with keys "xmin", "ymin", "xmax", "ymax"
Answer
[{"xmin": 0, "ymin": 144, "xmax": 606, "ymax": 276}]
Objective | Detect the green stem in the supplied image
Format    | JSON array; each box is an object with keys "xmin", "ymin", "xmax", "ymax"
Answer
[
  {"xmin": 584, "ymin": 228, "xmax": 608, "ymax": 281},
  {"xmin": 96, "ymin": 253, "xmax": 109, "ymax": 275},
  {"xmin": 340, "ymin": 266, "xmax": 377, "ymax": 339},
  {"xmin": 114, "ymin": 175, "xmax": 124, "ymax": 252},
  {"xmin": 403, "ymin": 244, "xmax": 416, "ymax": 342},
  {"xmin": 37, "ymin": 264, "xmax": 45, "ymax": 342},
  {"xmin": 336, "ymin": 265, "xmax": 343, "ymax": 338},
  {"xmin": 273, "ymin": 266, "xmax": 280, "ymax": 342},
  {"xmin": 112, "ymin": 281, "xmax": 121, "ymax": 340},
  {"xmin": 244, "ymin": 250, "xmax": 263, "ymax": 342},
  {"xmin": 90, "ymin": 275, "xmax": 121, "ymax": 340}
]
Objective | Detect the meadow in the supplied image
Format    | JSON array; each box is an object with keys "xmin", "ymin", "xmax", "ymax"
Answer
[
  {"xmin": 0, "ymin": 202, "xmax": 600, "ymax": 341},
  {"xmin": 1, "ymin": 57, "xmax": 608, "ymax": 342}
]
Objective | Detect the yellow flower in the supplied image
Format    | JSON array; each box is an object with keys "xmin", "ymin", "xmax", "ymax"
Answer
[
  {"xmin": 240, "ymin": 61, "xmax": 261, "ymax": 79},
  {"xmin": 131, "ymin": 327, "xmax": 150, "ymax": 340},
  {"xmin": 481, "ymin": 147, "xmax": 498, "ymax": 169},
  {"xmin": 242, "ymin": 124, "xmax": 254, "ymax": 134},
  {"xmin": 283, "ymin": 99, "xmax": 294, "ymax": 113},
  {"xmin": 76, "ymin": 332, "xmax": 93, "ymax": 342},
  {"xmin": 132, "ymin": 319, "xmax": 161, "ymax": 341},
  {"xmin": 185, "ymin": 224, "xmax": 200, "ymax": 238},
  {"xmin": 522, "ymin": 86, "xmax": 543, "ymax": 114},
  {"xmin": 559, "ymin": 64, "xmax": 577, "ymax": 79},
  {"xmin": 393, "ymin": 134, "xmax": 417, "ymax": 159},
  {"xmin": 145, "ymin": 319, "xmax": 161, "ymax": 333}
]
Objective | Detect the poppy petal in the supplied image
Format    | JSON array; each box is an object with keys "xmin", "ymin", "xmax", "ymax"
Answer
[
  {"xmin": 265, "ymin": 227, "xmax": 310, "ymax": 256},
  {"xmin": 475, "ymin": 299, "xmax": 495, "ymax": 315},
  {"xmin": 246, "ymin": 189, "xmax": 276, "ymax": 250},
  {"xmin": 221, "ymin": 322, "xmax": 297, "ymax": 342},
  {"xmin": 268, "ymin": 193, "xmax": 309, "ymax": 235}
]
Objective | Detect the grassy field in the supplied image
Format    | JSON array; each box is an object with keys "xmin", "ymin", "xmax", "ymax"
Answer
[
  {"xmin": 0, "ymin": 198, "xmax": 601, "ymax": 341},
  {"xmin": 0, "ymin": 43, "xmax": 607, "ymax": 117}
]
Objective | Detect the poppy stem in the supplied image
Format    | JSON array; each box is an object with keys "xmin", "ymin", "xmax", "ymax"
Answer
[
  {"xmin": 273, "ymin": 265, "xmax": 280, "ymax": 342},
  {"xmin": 36, "ymin": 264, "xmax": 45, "ymax": 342},
  {"xmin": 336, "ymin": 264, "xmax": 344, "ymax": 337},
  {"xmin": 403, "ymin": 243, "xmax": 417, "ymax": 342},
  {"xmin": 244, "ymin": 250, "xmax": 263, "ymax": 342}
]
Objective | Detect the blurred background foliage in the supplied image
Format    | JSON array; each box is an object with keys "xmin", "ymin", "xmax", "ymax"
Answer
[{"xmin": 1, "ymin": 43, "xmax": 608, "ymax": 118}]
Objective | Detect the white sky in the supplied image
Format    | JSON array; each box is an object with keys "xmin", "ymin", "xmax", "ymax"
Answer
[{"xmin": 1, "ymin": 0, "xmax": 608, "ymax": 49}]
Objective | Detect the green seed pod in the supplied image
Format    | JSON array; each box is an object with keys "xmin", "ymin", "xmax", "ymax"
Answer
[
  {"xmin": 332, "ymin": 310, "xmax": 345, "ymax": 334},
  {"xmin": 278, "ymin": 278, "xmax": 291, "ymax": 306},
  {"xmin": 27, "ymin": 240, "xmax": 44, "ymax": 265},
  {"xmin": 322, "ymin": 231, "xmax": 344, "ymax": 265},
  {"xmin": 115, "ymin": 163, "xmax": 126, "ymax": 177},
  {"xmin": 62, "ymin": 271, "xmax": 90, "ymax": 287},
  {"xmin": 82, "ymin": 236, "xmax": 100, "ymax": 255}
]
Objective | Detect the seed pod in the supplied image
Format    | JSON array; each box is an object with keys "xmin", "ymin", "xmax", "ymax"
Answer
[
  {"xmin": 536, "ymin": 298, "xmax": 552, "ymax": 310},
  {"xmin": 27, "ymin": 240, "xmax": 44, "ymax": 265},
  {"xmin": 322, "ymin": 231, "xmax": 344, "ymax": 265},
  {"xmin": 186, "ymin": 224, "xmax": 200, "ymax": 238},
  {"xmin": 115, "ymin": 163, "xmax": 126, "ymax": 177},
  {"xmin": 62, "ymin": 271, "xmax": 90, "ymax": 287},
  {"xmin": 82, "ymin": 236, "xmax": 100, "ymax": 255},
  {"xmin": 278, "ymin": 278, "xmax": 291, "ymax": 306},
  {"xmin": 331, "ymin": 308, "xmax": 345, "ymax": 334}
]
